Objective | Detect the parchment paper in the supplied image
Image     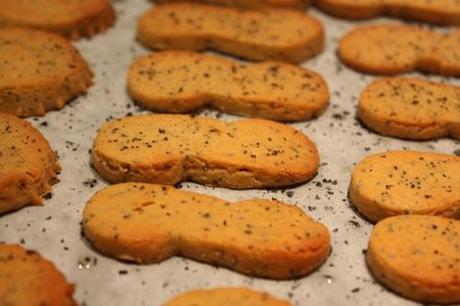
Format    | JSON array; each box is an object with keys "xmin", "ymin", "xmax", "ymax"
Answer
[{"xmin": 1, "ymin": 1, "xmax": 459, "ymax": 305}]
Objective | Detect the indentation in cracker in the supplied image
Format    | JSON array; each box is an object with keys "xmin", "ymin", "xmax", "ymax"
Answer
[
  {"xmin": 339, "ymin": 25, "xmax": 460, "ymax": 76},
  {"xmin": 83, "ymin": 183, "xmax": 331, "ymax": 279},
  {"xmin": 314, "ymin": 0, "xmax": 460, "ymax": 25},
  {"xmin": 358, "ymin": 78, "xmax": 460, "ymax": 140},
  {"xmin": 128, "ymin": 51, "xmax": 329, "ymax": 121},
  {"xmin": 91, "ymin": 114, "xmax": 320, "ymax": 189},
  {"xmin": 136, "ymin": 3, "xmax": 324, "ymax": 63},
  {"xmin": 0, "ymin": 113, "xmax": 60, "ymax": 215},
  {"xmin": 367, "ymin": 216, "xmax": 460, "ymax": 304},
  {"xmin": 0, "ymin": 28, "xmax": 93, "ymax": 117},
  {"xmin": 0, "ymin": 0, "xmax": 116, "ymax": 40},
  {"xmin": 0, "ymin": 243, "xmax": 77, "ymax": 306},
  {"xmin": 349, "ymin": 151, "xmax": 460, "ymax": 222},
  {"xmin": 163, "ymin": 288, "xmax": 291, "ymax": 306}
]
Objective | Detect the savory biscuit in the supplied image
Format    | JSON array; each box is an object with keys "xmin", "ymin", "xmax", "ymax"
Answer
[
  {"xmin": 0, "ymin": 113, "xmax": 60, "ymax": 215},
  {"xmin": 0, "ymin": 28, "xmax": 93, "ymax": 117},
  {"xmin": 91, "ymin": 114, "xmax": 320, "ymax": 189},
  {"xmin": 137, "ymin": 3, "xmax": 324, "ymax": 63},
  {"xmin": 358, "ymin": 78, "xmax": 460, "ymax": 140},
  {"xmin": 154, "ymin": 0, "xmax": 310, "ymax": 9},
  {"xmin": 83, "ymin": 183, "xmax": 331, "ymax": 279},
  {"xmin": 163, "ymin": 288, "xmax": 291, "ymax": 306},
  {"xmin": 339, "ymin": 24, "xmax": 460, "ymax": 76},
  {"xmin": 128, "ymin": 51, "xmax": 329, "ymax": 121},
  {"xmin": 350, "ymin": 151, "xmax": 460, "ymax": 223},
  {"xmin": 0, "ymin": 0, "xmax": 116, "ymax": 39},
  {"xmin": 367, "ymin": 215, "xmax": 460, "ymax": 304},
  {"xmin": 314, "ymin": 0, "xmax": 460, "ymax": 25},
  {"xmin": 0, "ymin": 243, "xmax": 77, "ymax": 306}
]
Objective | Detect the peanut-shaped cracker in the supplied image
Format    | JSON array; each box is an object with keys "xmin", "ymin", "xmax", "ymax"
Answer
[
  {"xmin": 163, "ymin": 288, "xmax": 291, "ymax": 306},
  {"xmin": 0, "ymin": 0, "xmax": 115, "ymax": 39},
  {"xmin": 128, "ymin": 51, "xmax": 329, "ymax": 122},
  {"xmin": 350, "ymin": 151, "xmax": 460, "ymax": 223},
  {"xmin": 0, "ymin": 28, "xmax": 93, "ymax": 117},
  {"xmin": 0, "ymin": 243, "xmax": 77, "ymax": 306},
  {"xmin": 339, "ymin": 25, "xmax": 460, "ymax": 76},
  {"xmin": 0, "ymin": 113, "xmax": 60, "ymax": 215},
  {"xmin": 92, "ymin": 114, "xmax": 320, "ymax": 189},
  {"xmin": 368, "ymin": 215, "xmax": 460, "ymax": 304},
  {"xmin": 358, "ymin": 78, "xmax": 460, "ymax": 140},
  {"xmin": 315, "ymin": 0, "xmax": 460, "ymax": 25},
  {"xmin": 83, "ymin": 183, "xmax": 331, "ymax": 279},
  {"xmin": 137, "ymin": 3, "xmax": 324, "ymax": 63}
]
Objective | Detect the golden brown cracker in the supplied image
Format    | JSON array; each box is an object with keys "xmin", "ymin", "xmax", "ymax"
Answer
[
  {"xmin": 358, "ymin": 78, "xmax": 460, "ymax": 140},
  {"xmin": 128, "ymin": 51, "xmax": 329, "ymax": 121},
  {"xmin": 83, "ymin": 183, "xmax": 331, "ymax": 279},
  {"xmin": 137, "ymin": 3, "xmax": 324, "ymax": 63},
  {"xmin": 91, "ymin": 114, "xmax": 320, "ymax": 189},
  {"xmin": 367, "ymin": 215, "xmax": 460, "ymax": 304},
  {"xmin": 0, "ymin": 113, "xmax": 60, "ymax": 215},
  {"xmin": 0, "ymin": 28, "xmax": 93, "ymax": 117},
  {"xmin": 350, "ymin": 151, "xmax": 460, "ymax": 223}
]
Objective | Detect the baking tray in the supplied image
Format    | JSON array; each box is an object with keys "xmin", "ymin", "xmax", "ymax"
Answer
[{"xmin": 1, "ymin": 1, "xmax": 459, "ymax": 305}]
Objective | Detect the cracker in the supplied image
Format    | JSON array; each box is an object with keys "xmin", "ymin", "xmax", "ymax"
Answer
[
  {"xmin": 350, "ymin": 151, "xmax": 460, "ymax": 223},
  {"xmin": 164, "ymin": 288, "xmax": 291, "ymax": 306},
  {"xmin": 358, "ymin": 78, "xmax": 460, "ymax": 140},
  {"xmin": 154, "ymin": 0, "xmax": 310, "ymax": 9},
  {"xmin": 0, "ymin": 28, "xmax": 93, "ymax": 117},
  {"xmin": 91, "ymin": 114, "xmax": 320, "ymax": 189},
  {"xmin": 367, "ymin": 215, "xmax": 460, "ymax": 304},
  {"xmin": 83, "ymin": 183, "xmax": 331, "ymax": 279},
  {"xmin": 315, "ymin": 0, "xmax": 460, "ymax": 25},
  {"xmin": 137, "ymin": 3, "xmax": 324, "ymax": 63},
  {"xmin": 0, "ymin": 243, "xmax": 77, "ymax": 306},
  {"xmin": 0, "ymin": 113, "xmax": 60, "ymax": 215},
  {"xmin": 0, "ymin": 0, "xmax": 116, "ymax": 39},
  {"xmin": 339, "ymin": 24, "xmax": 460, "ymax": 76},
  {"xmin": 128, "ymin": 51, "xmax": 329, "ymax": 121}
]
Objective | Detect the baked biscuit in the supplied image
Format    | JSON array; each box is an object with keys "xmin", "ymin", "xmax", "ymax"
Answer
[
  {"xmin": 350, "ymin": 151, "xmax": 460, "ymax": 223},
  {"xmin": 128, "ymin": 51, "xmax": 329, "ymax": 121},
  {"xmin": 0, "ymin": 113, "xmax": 60, "ymax": 215},
  {"xmin": 315, "ymin": 0, "xmax": 460, "ymax": 25},
  {"xmin": 83, "ymin": 183, "xmax": 331, "ymax": 279},
  {"xmin": 0, "ymin": 243, "xmax": 77, "ymax": 306},
  {"xmin": 0, "ymin": 0, "xmax": 116, "ymax": 39},
  {"xmin": 91, "ymin": 114, "xmax": 320, "ymax": 189},
  {"xmin": 358, "ymin": 78, "xmax": 460, "ymax": 140},
  {"xmin": 367, "ymin": 215, "xmax": 460, "ymax": 304},
  {"xmin": 0, "ymin": 28, "xmax": 93, "ymax": 117},
  {"xmin": 339, "ymin": 25, "xmax": 460, "ymax": 76},
  {"xmin": 137, "ymin": 3, "xmax": 324, "ymax": 63},
  {"xmin": 155, "ymin": 0, "xmax": 310, "ymax": 9},
  {"xmin": 163, "ymin": 288, "xmax": 291, "ymax": 306}
]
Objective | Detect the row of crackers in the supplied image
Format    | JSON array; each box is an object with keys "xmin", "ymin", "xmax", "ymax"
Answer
[{"xmin": 0, "ymin": 0, "xmax": 459, "ymax": 306}]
